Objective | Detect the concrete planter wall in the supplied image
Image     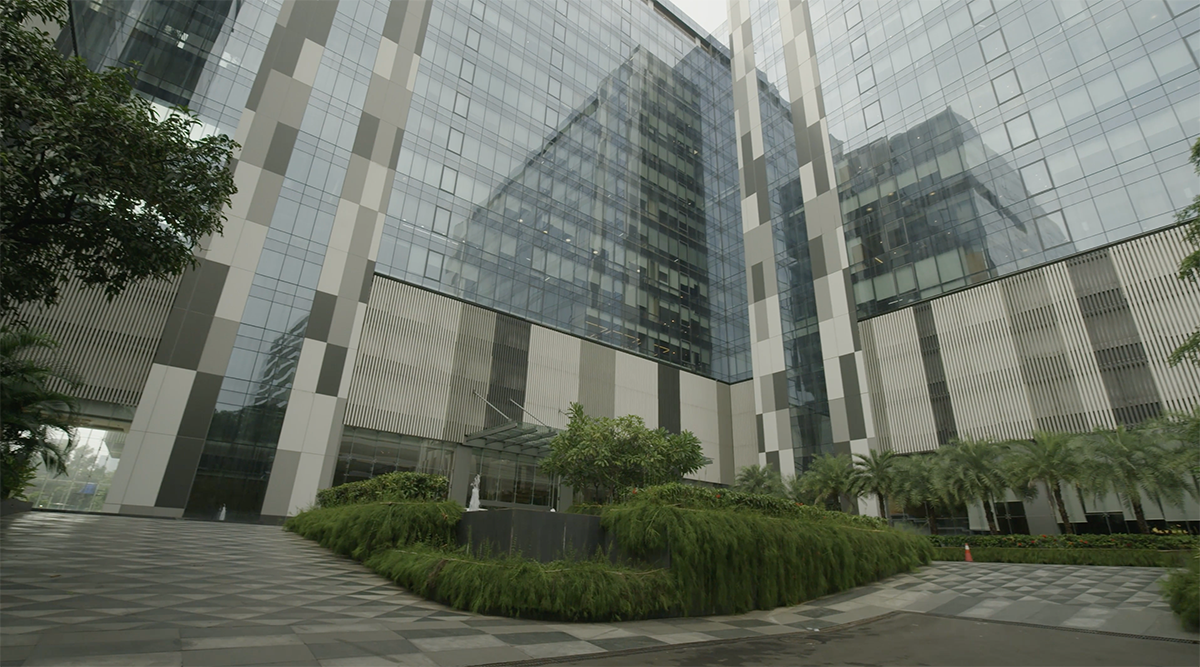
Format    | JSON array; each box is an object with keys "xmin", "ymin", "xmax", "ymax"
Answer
[{"xmin": 0, "ymin": 499, "xmax": 34, "ymax": 516}]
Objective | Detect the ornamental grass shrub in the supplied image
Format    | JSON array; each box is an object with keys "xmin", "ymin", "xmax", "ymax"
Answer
[
  {"xmin": 285, "ymin": 501, "xmax": 462, "ymax": 559},
  {"xmin": 315, "ymin": 471, "xmax": 448, "ymax": 508},
  {"xmin": 366, "ymin": 545, "xmax": 680, "ymax": 622},
  {"xmin": 288, "ymin": 484, "xmax": 933, "ymax": 620},
  {"xmin": 932, "ymin": 546, "xmax": 1190, "ymax": 568},
  {"xmin": 928, "ymin": 534, "xmax": 1197, "ymax": 551},
  {"xmin": 628, "ymin": 482, "xmax": 887, "ymax": 529},
  {"xmin": 602, "ymin": 492, "xmax": 932, "ymax": 616},
  {"xmin": 1160, "ymin": 551, "xmax": 1199, "ymax": 631}
]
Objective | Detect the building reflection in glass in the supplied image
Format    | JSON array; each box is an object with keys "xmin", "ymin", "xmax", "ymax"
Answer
[{"xmin": 837, "ymin": 109, "xmax": 1075, "ymax": 320}]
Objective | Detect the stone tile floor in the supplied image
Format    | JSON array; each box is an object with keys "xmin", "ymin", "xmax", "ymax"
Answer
[{"xmin": 1, "ymin": 513, "xmax": 1194, "ymax": 666}]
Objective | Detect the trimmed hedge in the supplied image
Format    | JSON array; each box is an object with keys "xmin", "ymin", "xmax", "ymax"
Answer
[
  {"xmin": 315, "ymin": 472, "xmax": 448, "ymax": 508},
  {"xmin": 285, "ymin": 501, "xmax": 462, "ymax": 559},
  {"xmin": 366, "ymin": 545, "xmax": 679, "ymax": 622},
  {"xmin": 933, "ymin": 546, "xmax": 1191, "ymax": 568},
  {"xmin": 928, "ymin": 534, "xmax": 1197, "ymax": 551},
  {"xmin": 1160, "ymin": 553, "xmax": 1199, "ymax": 631},
  {"xmin": 602, "ymin": 494, "xmax": 932, "ymax": 616}
]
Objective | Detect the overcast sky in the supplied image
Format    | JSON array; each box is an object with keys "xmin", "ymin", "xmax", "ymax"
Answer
[{"xmin": 673, "ymin": 0, "xmax": 727, "ymax": 35}]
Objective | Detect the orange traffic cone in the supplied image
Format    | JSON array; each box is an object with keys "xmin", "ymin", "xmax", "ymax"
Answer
[{"xmin": 964, "ymin": 543, "xmax": 973, "ymax": 562}]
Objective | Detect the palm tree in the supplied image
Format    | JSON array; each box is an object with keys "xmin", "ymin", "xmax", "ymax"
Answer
[
  {"xmin": 734, "ymin": 464, "xmax": 785, "ymax": 496},
  {"xmin": 891, "ymin": 452, "xmax": 953, "ymax": 535},
  {"xmin": 937, "ymin": 437, "xmax": 1010, "ymax": 534},
  {"xmin": 797, "ymin": 453, "xmax": 854, "ymax": 511},
  {"xmin": 1004, "ymin": 431, "xmax": 1083, "ymax": 534},
  {"xmin": 1, "ymin": 327, "xmax": 77, "ymax": 499},
  {"xmin": 1145, "ymin": 407, "xmax": 1200, "ymax": 508},
  {"xmin": 1081, "ymin": 425, "xmax": 1186, "ymax": 534},
  {"xmin": 850, "ymin": 449, "xmax": 897, "ymax": 520}
]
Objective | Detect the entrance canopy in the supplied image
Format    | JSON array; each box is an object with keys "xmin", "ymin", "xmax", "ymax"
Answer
[{"xmin": 463, "ymin": 421, "xmax": 560, "ymax": 458}]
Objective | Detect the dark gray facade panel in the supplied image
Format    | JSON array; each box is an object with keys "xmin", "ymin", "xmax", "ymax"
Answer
[
  {"xmin": 262, "ymin": 122, "xmax": 300, "ymax": 176},
  {"xmin": 306, "ymin": 291, "xmax": 337, "ymax": 342},
  {"xmin": 657, "ymin": 364, "xmax": 681, "ymax": 434},
  {"xmin": 717, "ymin": 382, "xmax": 734, "ymax": 484},
  {"xmin": 177, "ymin": 372, "xmax": 224, "ymax": 439},
  {"xmin": 170, "ymin": 311, "xmax": 215, "ymax": 371},
  {"xmin": 154, "ymin": 436, "xmax": 206, "ymax": 508},
  {"xmin": 839, "ymin": 354, "xmax": 866, "ymax": 441},
  {"xmin": 316, "ymin": 344, "xmax": 349, "ymax": 397}
]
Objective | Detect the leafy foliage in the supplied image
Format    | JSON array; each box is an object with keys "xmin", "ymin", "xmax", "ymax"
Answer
[
  {"xmin": 890, "ymin": 453, "xmax": 955, "ymax": 535},
  {"xmin": 1079, "ymin": 426, "xmax": 1185, "ymax": 534},
  {"xmin": 284, "ymin": 501, "xmax": 462, "ymax": 559},
  {"xmin": 601, "ymin": 495, "xmax": 931, "ymax": 616},
  {"xmin": 367, "ymin": 545, "xmax": 680, "ymax": 622},
  {"xmin": 850, "ymin": 449, "xmax": 898, "ymax": 518},
  {"xmin": 1169, "ymin": 137, "xmax": 1200, "ymax": 366},
  {"xmin": 539, "ymin": 403, "xmax": 707, "ymax": 503},
  {"xmin": 733, "ymin": 464, "xmax": 785, "ymax": 496},
  {"xmin": 932, "ymin": 547, "xmax": 1191, "ymax": 568},
  {"xmin": 1160, "ymin": 551, "xmax": 1199, "ymax": 631},
  {"xmin": 795, "ymin": 453, "xmax": 854, "ymax": 510},
  {"xmin": 936, "ymin": 438, "xmax": 1011, "ymax": 534},
  {"xmin": 0, "ymin": 0, "xmax": 238, "ymax": 313},
  {"xmin": 0, "ymin": 326, "xmax": 77, "ymax": 500},
  {"xmin": 315, "ymin": 471, "xmax": 449, "ymax": 508},
  {"xmin": 1003, "ymin": 431, "xmax": 1083, "ymax": 534}
]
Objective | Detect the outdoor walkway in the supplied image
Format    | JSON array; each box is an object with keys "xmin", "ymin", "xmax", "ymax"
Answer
[{"xmin": 0, "ymin": 512, "xmax": 1194, "ymax": 667}]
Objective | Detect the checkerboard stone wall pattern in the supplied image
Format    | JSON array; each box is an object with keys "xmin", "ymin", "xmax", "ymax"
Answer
[
  {"xmin": 1, "ymin": 513, "xmax": 1189, "ymax": 667},
  {"xmin": 729, "ymin": 0, "xmax": 876, "ymax": 499},
  {"xmin": 104, "ymin": 0, "xmax": 435, "ymax": 521},
  {"xmin": 728, "ymin": 0, "xmax": 796, "ymax": 475}
]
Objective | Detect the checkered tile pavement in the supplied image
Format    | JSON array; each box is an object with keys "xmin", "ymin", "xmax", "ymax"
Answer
[{"xmin": 0, "ymin": 512, "xmax": 1192, "ymax": 667}]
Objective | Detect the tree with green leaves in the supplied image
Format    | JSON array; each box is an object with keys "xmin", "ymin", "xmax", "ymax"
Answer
[
  {"xmin": 0, "ymin": 327, "xmax": 77, "ymax": 500},
  {"xmin": 1003, "ymin": 431, "xmax": 1084, "ymax": 534},
  {"xmin": 1144, "ymin": 407, "xmax": 1200, "ymax": 510},
  {"xmin": 1081, "ymin": 425, "xmax": 1186, "ymax": 534},
  {"xmin": 0, "ymin": 0, "xmax": 238, "ymax": 314},
  {"xmin": 890, "ymin": 452, "xmax": 954, "ymax": 535},
  {"xmin": 734, "ymin": 463, "xmax": 785, "ymax": 496},
  {"xmin": 796, "ymin": 453, "xmax": 854, "ymax": 511},
  {"xmin": 850, "ymin": 449, "xmax": 897, "ymax": 520},
  {"xmin": 936, "ymin": 437, "xmax": 1010, "ymax": 534},
  {"xmin": 539, "ymin": 403, "xmax": 707, "ymax": 504},
  {"xmin": 1169, "ymin": 138, "xmax": 1200, "ymax": 367}
]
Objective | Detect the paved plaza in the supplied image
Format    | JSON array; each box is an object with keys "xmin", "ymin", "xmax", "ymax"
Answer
[{"xmin": 0, "ymin": 512, "xmax": 1195, "ymax": 666}]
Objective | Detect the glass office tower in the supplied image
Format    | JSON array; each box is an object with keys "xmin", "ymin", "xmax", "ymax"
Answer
[
  {"xmin": 28, "ymin": 0, "xmax": 1200, "ymax": 522},
  {"xmin": 52, "ymin": 0, "xmax": 757, "ymax": 521},
  {"xmin": 806, "ymin": 0, "xmax": 1199, "ymax": 317}
]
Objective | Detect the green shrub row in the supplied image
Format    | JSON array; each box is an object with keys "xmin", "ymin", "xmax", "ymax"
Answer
[
  {"xmin": 315, "ymin": 471, "xmax": 448, "ymax": 508},
  {"xmin": 602, "ymin": 495, "xmax": 932, "ymax": 616},
  {"xmin": 365, "ymin": 545, "xmax": 680, "ymax": 622},
  {"xmin": 928, "ymin": 533, "xmax": 1197, "ymax": 551},
  {"xmin": 932, "ymin": 546, "xmax": 1192, "ymax": 568},
  {"xmin": 626, "ymin": 482, "xmax": 887, "ymax": 530},
  {"xmin": 285, "ymin": 501, "xmax": 462, "ymax": 559},
  {"xmin": 1160, "ymin": 553, "xmax": 1199, "ymax": 631}
]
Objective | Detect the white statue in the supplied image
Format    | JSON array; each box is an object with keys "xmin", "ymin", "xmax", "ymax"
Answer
[{"xmin": 467, "ymin": 474, "xmax": 485, "ymax": 512}]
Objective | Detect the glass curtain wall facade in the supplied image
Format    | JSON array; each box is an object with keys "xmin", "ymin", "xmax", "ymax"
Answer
[
  {"xmin": 374, "ymin": 0, "xmax": 749, "ymax": 381},
  {"xmin": 807, "ymin": 0, "xmax": 1200, "ymax": 320},
  {"xmin": 64, "ymin": 0, "xmax": 753, "ymax": 521}
]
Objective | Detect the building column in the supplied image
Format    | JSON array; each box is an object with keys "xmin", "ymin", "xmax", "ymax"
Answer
[
  {"xmin": 728, "ymin": 0, "xmax": 795, "ymax": 474},
  {"xmin": 773, "ymin": 0, "xmax": 876, "ymax": 515}
]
